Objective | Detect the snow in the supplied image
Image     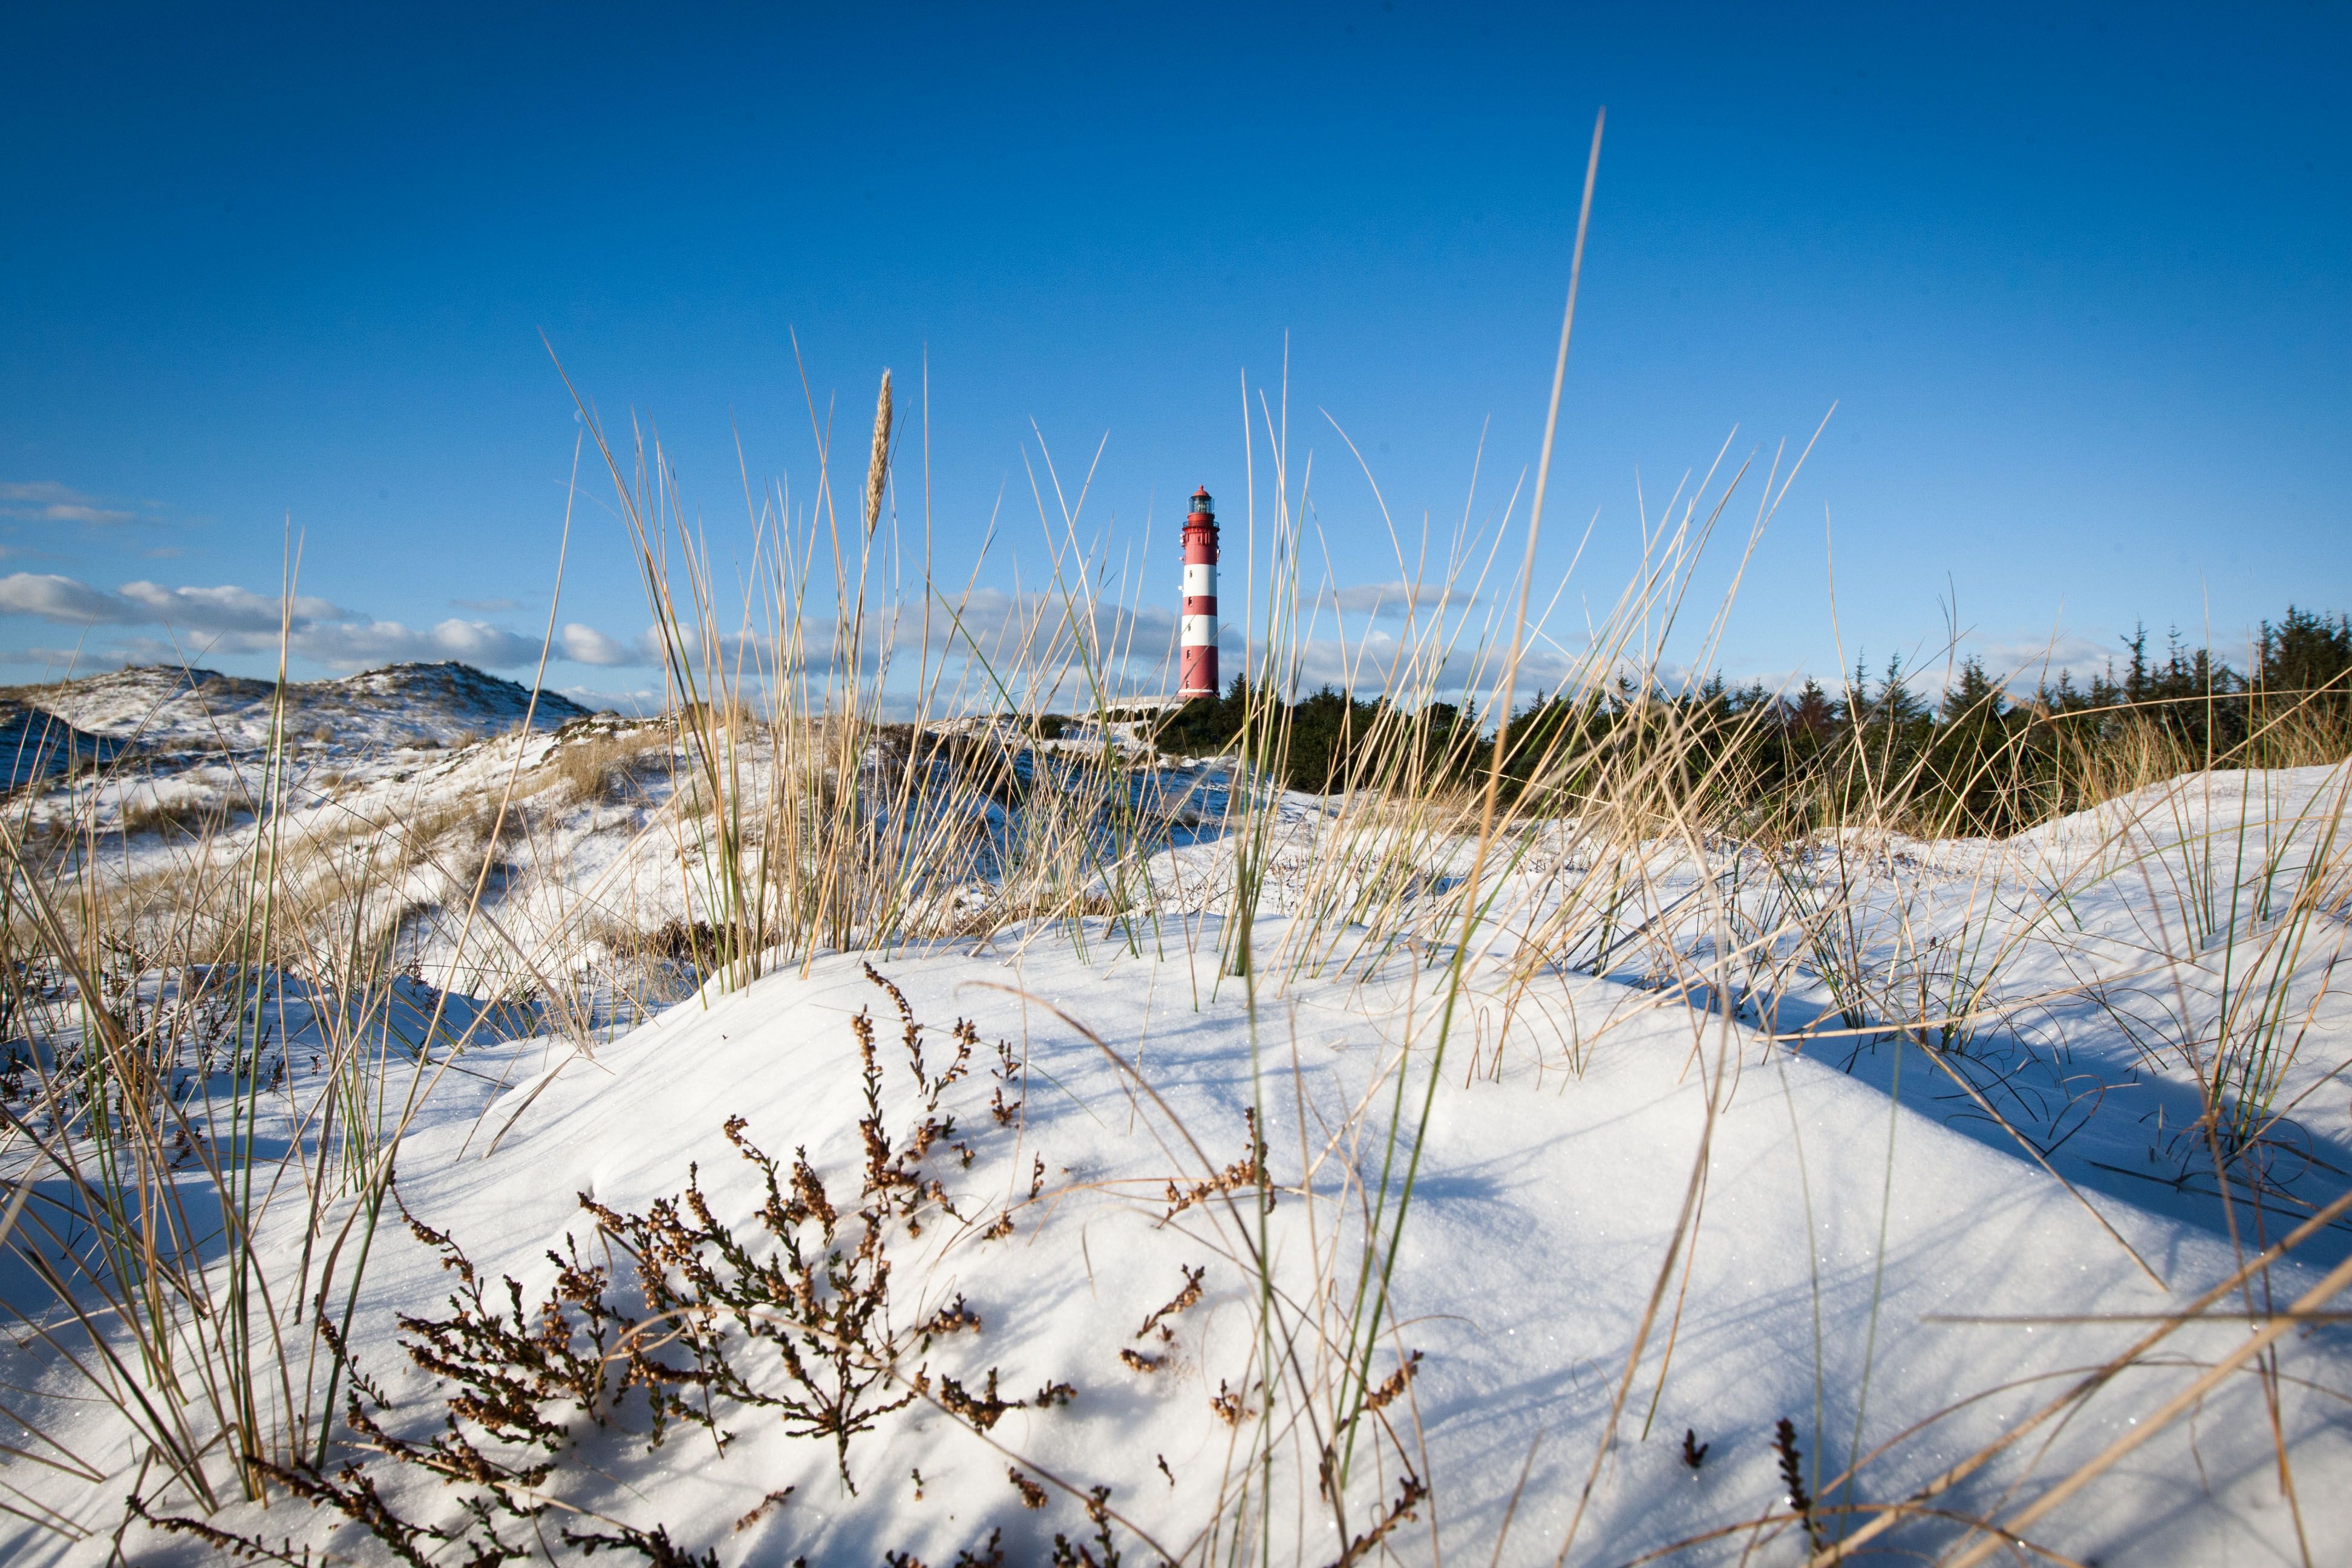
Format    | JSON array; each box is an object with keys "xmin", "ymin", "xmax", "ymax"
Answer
[
  {"xmin": 18, "ymin": 931, "xmax": 2335, "ymax": 1564},
  {"xmin": 1, "ymin": 673, "xmax": 2347, "ymax": 1564},
  {"xmin": 7, "ymin": 661, "xmax": 597, "ymax": 754}
]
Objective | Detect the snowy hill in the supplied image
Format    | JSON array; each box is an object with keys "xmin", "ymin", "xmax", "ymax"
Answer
[{"xmin": 2, "ymin": 661, "xmax": 599, "ymax": 753}]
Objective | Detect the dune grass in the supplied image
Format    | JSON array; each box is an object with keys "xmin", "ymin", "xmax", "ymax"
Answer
[{"xmin": 1, "ymin": 301, "xmax": 2348, "ymax": 1557}]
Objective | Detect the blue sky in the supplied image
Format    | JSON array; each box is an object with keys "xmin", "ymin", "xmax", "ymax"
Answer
[{"xmin": 3, "ymin": 2, "xmax": 2345, "ymax": 707}]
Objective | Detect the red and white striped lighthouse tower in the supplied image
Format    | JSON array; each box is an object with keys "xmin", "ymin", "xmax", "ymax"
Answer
[{"xmin": 1178, "ymin": 487, "xmax": 1218, "ymax": 699}]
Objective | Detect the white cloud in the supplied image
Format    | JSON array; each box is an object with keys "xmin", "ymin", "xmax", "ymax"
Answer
[
  {"xmin": 916, "ymin": 587, "xmax": 1175, "ymax": 665},
  {"xmin": 1252, "ymin": 627, "xmax": 1604, "ymax": 704},
  {"xmin": 1322, "ymin": 581, "xmax": 1477, "ymax": 617},
  {"xmin": 292, "ymin": 618, "xmax": 546, "ymax": 670},
  {"xmin": 0, "ymin": 481, "xmax": 133, "ymax": 525},
  {"xmin": 555, "ymin": 684, "xmax": 659, "ymax": 715},
  {"xmin": 0, "ymin": 570, "xmax": 641, "ymax": 673},
  {"xmin": 65, "ymin": 636, "xmax": 184, "ymax": 668},
  {"xmin": 1964, "ymin": 632, "xmax": 2114, "ymax": 684},
  {"xmin": 0, "ymin": 572, "xmax": 134, "ymax": 623},
  {"xmin": 437, "ymin": 618, "xmax": 550, "ymax": 665},
  {"xmin": 117, "ymin": 580, "xmax": 345, "ymax": 633},
  {"xmin": 561, "ymin": 623, "xmax": 636, "ymax": 666},
  {"xmin": 0, "ymin": 645, "xmax": 115, "ymax": 670}
]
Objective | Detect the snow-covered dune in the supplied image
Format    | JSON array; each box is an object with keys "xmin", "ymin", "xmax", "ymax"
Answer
[
  {"xmin": 313, "ymin": 933, "xmax": 2326, "ymax": 1567},
  {"xmin": 5, "ymin": 661, "xmax": 599, "ymax": 753},
  {"xmin": 2, "ymin": 710, "xmax": 2346, "ymax": 1564}
]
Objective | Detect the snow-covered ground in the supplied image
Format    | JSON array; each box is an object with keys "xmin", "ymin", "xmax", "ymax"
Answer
[
  {"xmin": 2, "ymin": 664, "xmax": 2348, "ymax": 1564},
  {"xmin": 10, "ymin": 662, "xmax": 597, "ymax": 754}
]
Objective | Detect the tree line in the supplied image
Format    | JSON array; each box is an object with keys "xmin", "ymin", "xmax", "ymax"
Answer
[{"xmin": 1141, "ymin": 605, "xmax": 2352, "ymax": 836}]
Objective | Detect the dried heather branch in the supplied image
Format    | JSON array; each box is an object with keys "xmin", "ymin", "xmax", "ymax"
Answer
[
  {"xmin": 1135, "ymin": 1264, "xmax": 1206, "ymax": 1339},
  {"xmin": 1324, "ymin": 1471, "xmax": 1428, "ymax": 1568},
  {"xmin": 1775, "ymin": 1416, "xmax": 1826, "ymax": 1550},
  {"xmin": 1362, "ymin": 1349, "xmax": 1423, "ymax": 1413}
]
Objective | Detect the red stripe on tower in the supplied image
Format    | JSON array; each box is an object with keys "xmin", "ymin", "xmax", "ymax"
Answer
[{"xmin": 1178, "ymin": 486, "xmax": 1218, "ymax": 699}]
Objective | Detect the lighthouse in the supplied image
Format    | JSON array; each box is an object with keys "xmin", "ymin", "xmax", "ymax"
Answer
[{"xmin": 1178, "ymin": 487, "xmax": 1218, "ymax": 699}]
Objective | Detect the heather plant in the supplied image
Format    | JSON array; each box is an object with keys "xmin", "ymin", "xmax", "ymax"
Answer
[{"xmin": 127, "ymin": 968, "xmax": 1071, "ymax": 1562}]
